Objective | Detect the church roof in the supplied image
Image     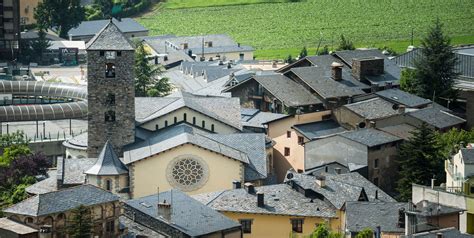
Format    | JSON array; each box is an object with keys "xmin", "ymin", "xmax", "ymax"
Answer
[
  {"xmin": 86, "ymin": 19, "xmax": 134, "ymax": 51},
  {"xmin": 85, "ymin": 141, "xmax": 129, "ymax": 176}
]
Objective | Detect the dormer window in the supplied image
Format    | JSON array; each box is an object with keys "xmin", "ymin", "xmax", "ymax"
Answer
[
  {"xmin": 105, "ymin": 63, "xmax": 116, "ymax": 78},
  {"xmin": 205, "ymin": 41, "xmax": 213, "ymax": 47},
  {"xmin": 181, "ymin": 43, "xmax": 188, "ymax": 50},
  {"xmin": 105, "ymin": 51, "xmax": 116, "ymax": 59}
]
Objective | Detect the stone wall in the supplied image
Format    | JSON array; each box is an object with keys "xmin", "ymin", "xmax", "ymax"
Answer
[
  {"xmin": 352, "ymin": 57, "xmax": 384, "ymax": 81},
  {"xmin": 87, "ymin": 50, "xmax": 136, "ymax": 157}
]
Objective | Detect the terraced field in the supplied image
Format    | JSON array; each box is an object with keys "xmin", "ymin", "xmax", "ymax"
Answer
[{"xmin": 137, "ymin": 0, "xmax": 474, "ymax": 59}]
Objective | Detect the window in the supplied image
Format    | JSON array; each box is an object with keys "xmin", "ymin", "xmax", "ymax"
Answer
[
  {"xmin": 174, "ymin": 116, "xmax": 177, "ymax": 124},
  {"xmin": 105, "ymin": 51, "xmax": 116, "ymax": 59},
  {"xmin": 287, "ymin": 131, "xmax": 291, "ymax": 138},
  {"xmin": 100, "ymin": 51, "xmax": 104, "ymax": 56},
  {"xmin": 291, "ymin": 219, "xmax": 304, "ymax": 233},
  {"xmin": 205, "ymin": 41, "xmax": 213, "ymax": 47},
  {"xmin": 183, "ymin": 113, "xmax": 187, "ymax": 121},
  {"xmin": 322, "ymin": 114, "xmax": 332, "ymax": 120},
  {"xmin": 181, "ymin": 43, "xmax": 188, "ymax": 49},
  {"xmin": 155, "ymin": 124, "xmax": 159, "ymax": 130},
  {"xmin": 117, "ymin": 51, "xmax": 122, "ymax": 57},
  {"xmin": 105, "ymin": 110, "xmax": 116, "ymax": 122},
  {"xmin": 202, "ymin": 120, "xmax": 205, "ymax": 128},
  {"xmin": 105, "ymin": 179, "xmax": 112, "ymax": 191},
  {"xmin": 193, "ymin": 117, "xmax": 196, "ymax": 125},
  {"xmin": 470, "ymin": 185, "xmax": 474, "ymax": 194},
  {"xmin": 106, "ymin": 93, "xmax": 115, "ymax": 106},
  {"xmin": 240, "ymin": 219, "xmax": 253, "ymax": 233},
  {"xmin": 374, "ymin": 159, "xmax": 379, "ymax": 169},
  {"xmin": 373, "ymin": 177, "xmax": 379, "ymax": 186},
  {"xmin": 165, "ymin": 120, "xmax": 168, "ymax": 127},
  {"xmin": 211, "ymin": 124, "xmax": 215, "ymax": 132},
  {"xmin": 284, "ymin": 147, "xmax": 290, "ymax": 156},
  {"xmin": 106, "ymin": 220, "xmax": 115, "ymax": 233},
  {"xmin": 298, "ymin": 136, "xmax": 304, "ymax": 145},
  {"xmin": 105, "ymin": 63, "xmax": 116, "ymax": 78}
]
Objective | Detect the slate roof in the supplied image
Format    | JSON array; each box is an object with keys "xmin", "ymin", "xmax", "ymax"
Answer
[
  {"xmin": 251, "ymin": 74, "xmax": 322, "ymax": 107},
  {"xmin": 125, "ymin": 190, "xmax": 240, "ymax": 237},
  {"xmin": 165, "ymin": 34, "xmax": 238, "ymax": 49},
  {"xmin": 407, "ymin": 107, "xmax": 466, "ymax": 129},
  {"xmin": 304, "ymin": 162, "xmax": 351, "ymax": 176},
  {"xmin": 25, "ymin": 170, "xmax": 58, "ymax": 195},
  {"xmin": 379, "ymin": 123, "xmax": 417, "ymax": 141},
  {"xmin": 334, "ymin": 49, "xmax": 401, "ymax": 85},
  {"xmin": 189, "ymin": 45, "xmax": 254, "ymax": 55},
  {"xmin": 285, "ymin": 172, "xmax": 395, "ymax": 209},
  {"xmin": 85, "ymin": 141, "xmax": 129, "ymax": 176},
  {"xmin": 120, "ymin": 216, "xmax": 164, "ymax": 238},
  {"xmin": 57, "ymin": 157, "xmax": 95, "ymax": 185},
  {"xmin": 289, "ymin": 66, "xmax": 366, "ymax": 99},
  {"xmin": 69, "ymin": 18, "xmax": 148, "ymax": 37},
  {"xmin": 62, "ymin": 132, "xmax": 88, "ymax": 150},
  {"xmin": 135, "ymin": 92, "xmax": 242, "ymax": 130},
  {"xmin": 375, "ymin": 89, "xmax": 431, "ymax": 108},
  {"xmin": 412, "ymin": 227, "xmax": 473, "ymax": 238},
  {"xmin": 3, "ymin": 185, "xmax": 119, "ymax": 217},
  {"xmin": 339, "ymin": 128, "xmax": 402, "ymax": 147},
  {"xmin": 343, "ymin": 97, "xmax": 401, "ymax": 120},
  {"xmin": 460, "ymin": 148, "xmax": 474, "ymax": 164},
  {"xmin": 292, "ymin": 120, "xmax": 347, "ymax": 139},
  {"xmin": 86, "ymin": 19, "xmax": 135, "ymax": 51},
  {"xmin": 345, "ymin": 201, "xmax": 408, "ymax": 233},
  {"xmin": 241, "ymin": 109, "xmax": 287, "ymax": 129},
  {"xmin": 414, "ymin": 200, "xmax": 464, "ymax": 216},
  {"xmin": 0, "ymin": 218, "xmax": 37, "ymax": 235},
  {"xmin": 193, "ymin": 184, "xmax": 337, "ymax": 218}
]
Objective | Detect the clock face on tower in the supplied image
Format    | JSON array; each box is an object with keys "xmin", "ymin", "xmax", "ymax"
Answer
[{"xmin": 105, "ymin": 51, "xmax": 116, "ymax": 60}]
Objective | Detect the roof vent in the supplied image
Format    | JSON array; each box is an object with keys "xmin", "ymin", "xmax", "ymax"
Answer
[
  {"xmin": 315, "ymin": 175, "xmax": 326, "ymax": 187},
  {"xmin": 257, "ymin": 192, "xmax": 264, "ymax": 207},
  {"xmin": 158, "ymin": 200, "xmax": 172, "ymax": 221},
  {"xmin": 331, "ymin": 62, "xmax": 343, "ymax": 81},
  {"xmin": 244, "ymin": 182, "xmax": 255, "ymax": 194},
  {"xmin": 335, "ymin": 167, "xmax": 342, "ymax": 174}
]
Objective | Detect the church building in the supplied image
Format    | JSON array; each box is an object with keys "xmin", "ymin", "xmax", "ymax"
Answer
[{"xmin": 55, "ymin": 20, "xmax": 272, "ymax": 198}]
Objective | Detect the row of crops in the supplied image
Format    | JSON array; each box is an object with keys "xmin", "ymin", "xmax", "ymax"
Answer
[{"xmin": 137, "ymin": 0, "xmax": 474, "ymax": 58}]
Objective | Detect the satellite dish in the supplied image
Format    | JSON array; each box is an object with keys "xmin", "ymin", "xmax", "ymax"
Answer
[
  {"xmin": 358, "ymin": 122, "xmax": 366, "ymax": 128},
  {"xmin": 286, "ymin": 173, "xmax": 294, "ymax": 179},
  {"xmin": 392, "ymin": 104, "xmax": 400, "ymax": 110}
]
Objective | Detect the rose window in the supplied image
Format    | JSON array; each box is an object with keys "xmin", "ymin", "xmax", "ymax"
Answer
[{"xmin": 166, "ymin": 156, "xmax": 209, "ymax": 191}]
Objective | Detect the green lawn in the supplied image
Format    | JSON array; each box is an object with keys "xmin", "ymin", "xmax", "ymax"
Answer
[{"xmin": 138, "ymin": 0, "xmax": 474, "ymax": 60}]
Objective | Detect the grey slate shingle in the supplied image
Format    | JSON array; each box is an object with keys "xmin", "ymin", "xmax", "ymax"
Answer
[
  {"xmin": 58, "ymin": 157, "xmax": 95, "ymax": 185},
  {"xmin": 407, "ymin": 107, "xmax": 466, "ymax": 129},
  {"xmin": 292, "ymin": 120, "xmax": 346, "ymax": 139},
  {"xmin": 460, "ymin": 148, "xmax": 474, "ymax": 164},
  {"xmin": 345, "ymin": 201, "xmax": 408, "ymax": 233},
  {"xmin": 86, "ymin": 20, "xmax": 135, "ymax": 51},
  {"xmin": 4, "ymin": 185, "xmax": 119, "ymax": 217},
  {"xmin": 339, "ymin": 128, "xmax": 402, "ymax": 147},
  {"xmin": 344, "ymin": 97, "xmax": 401, "ymax": 120},
  {"xmin": 69, "ymin": 18, "xmax": 148, "ymax": 38},
  {"xmin": 85, "ymin": 141, "xmax": 129, "ymax": 176},
  {"xmin": 241, "ymin": 109, "xmax": 287, "ymax": 129},
  {"xmin": 375, "ymin": 89, "xmax": 431, "ymax": 108},
  {"xmin": 125, "ymin": 190, "xmax": 241, "ymax": 237}
]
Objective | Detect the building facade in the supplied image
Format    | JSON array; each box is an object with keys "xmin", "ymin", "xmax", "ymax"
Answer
[{"xmin": 0, "ymin": 0, "xmax": 20, "ymax": 60}]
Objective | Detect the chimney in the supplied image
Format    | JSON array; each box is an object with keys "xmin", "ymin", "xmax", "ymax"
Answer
[
  {"xmin": 227, "ymin": 62, "xmax": 232, "ymax": 69},
  {"xmin": 257, "ymin": 192, "xmax": 264, "ymax": 207},
  {"xmin": 436, "ymin": 233, "xmax": 443, "ymax": 238},
  {"xmin": 352, "ymin": 57, "xmax": 384, "ymax": 81},
  {"xmin": 335, "ymin": 167, "xmax": 342, "ymax": 174},
  {"xmin": 244, "ymin": 182, "xmax": 255, "ymax": 194},
  {"xmin": 315, "ymin": 175, "xmax": 326, "ymax": 187},
  {"xmin": 398, "ymin": 105, "xmax": 406, "ymax": 114},
  {"xmin": 238, "ymin": 43, "xmax": 241, "ymax": 47},
  {"xmin": 188, "ymin": 49, "xmax": 193, "ymax": 57},
  {"xmin": 371, "ymin": 83, "xmax": 379, "ymax": 92},
  {"xmin": 431, "ymin": 178, "xmax": 436, "ymax": 189},
  {"xmin": 233, "ymin": 180, "xmax": 242, "ymax": 189},
  {"xmin": 157, "ymin": 200, "xmax": 172, "ymax": 221},
  {"xmin": 369, "ymin": 121, "xmax": 376, "ymax": 128},
  {"xmin": 331, "ymin": 62, "xmax": 343, "ymax": 81},
  {"xmin": 375, "ymin": 190, "xmax": 379, "ymax": 200}
]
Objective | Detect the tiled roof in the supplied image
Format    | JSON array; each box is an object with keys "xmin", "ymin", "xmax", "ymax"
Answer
[
  {"xmin": 69, "ymin": 18, "xmax": 148, "ymax": 37},
  {"xmin": 193, "ymin": 184, "xmax": 337, "ymax": 218},
  {"xmin": 25, "ymin": 170, "xmax": 58, "ymax": 195},
  {"xmin": 252, "ymin": 74, "xmax": 322, "ymax": 107},
  {"xmin": 86, "ymin": 20, "xmax": 135, "ymax": 51},
  {"xmin": 407, "ymin": 107, "xmax": 466, "ymax": 129},
  {"xmin": 345, "ymin": 201, "xmax": 407, "ymax": 233},
  {"xmin": 375, "ymin": 89, "xmax": 431, "ymax": 108},
  {"xmin": 292, "ymin": 120, "xmax": 346, "ymax": 139},
  {"xmin": 460, "ymin": 148, "xmax": 474, "ymax": 164},
  {"xmin": 3, "ymin": 185, "xmax": 119, "ymax": 217},
  {"xmin": 339, "ymin": 128, "xmax": 402, "ymax": 147},
  {"xmin": 135, "ymin": 92, "xmax": 242, "ymax": 130},
  {"xmin": 285, "ymin": 172, "xmax": 395, "ymax": 209},
  {"xmin": 57, "ymin": 157, "xmax": 95, "ymax": 185},
  {"xmin": 289, "ymin": 66, "xmax": 366, "ymax": 99},
  {"xmin": 123, "ymin": 124, "xmax": 249, "ymax": 165},
  {"xmin": 344, "ymin": 97, "xmax": 401, "ymax": 120},
  {"xmin": 125, "ymin": 190, "xmax": 240, "ymax": 237},
  {"xmin": 85, "ymin": 141, "xmax": 129, "ymax": 176}
]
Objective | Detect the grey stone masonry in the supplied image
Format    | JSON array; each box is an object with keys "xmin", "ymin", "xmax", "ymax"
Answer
[
  {"xmin": 87, "ymin": 22, "xmax": 136, "ymax": 157},
  {"xmin": 352, "ymin": 57, "xmax": 384, "ymax": 80}
]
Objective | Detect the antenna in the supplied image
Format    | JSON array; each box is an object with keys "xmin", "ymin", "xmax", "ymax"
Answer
[{"xmin": 170, "ymin": 189, "xmax": 173, "ymax": 220}]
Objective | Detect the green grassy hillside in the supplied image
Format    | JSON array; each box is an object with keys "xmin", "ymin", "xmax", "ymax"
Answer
[{"xmin": 138, "ymin": 0, "xmax": 474, "ymax": 59}]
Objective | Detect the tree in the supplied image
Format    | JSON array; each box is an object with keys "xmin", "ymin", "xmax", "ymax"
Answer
[
  {"xmin": 66, "ymin": 205, "xmax": 93, "ymax": 238},
  {"xmin": 412, "ymin": 18, "xmax": 458, "ymax": 102},
  {"xmin": 400, "ymin": 69, "xmax": 417, "ymax": 94},
  {"xmin": 35, "ymin": 0, "xmax": 85, "ymax": 38},
  {"xmin": 337, "ymin": 34, "xmax": 355, "ymax": 51},
  {"xmin": 0, "ymin": 131, "xmax": 30, "ymax": 167},
  {"xmin": 302, "ymin": 224, "xmax": 342, "ymax": 238},
  {"xmin": 397, "ymin": 123, "xmax": 444, "ymax": 201},
  {"xmin": 134, "ymin": 41, "xmax": 172, "ymax": 97},
  {"xmin": 355, "ymin": 228, "xmax": 373, "ymax": 238},
  {"xmin": 436, "ymin": 128, "xmax": 474, "ymax": 158},
  {"xmin": 285, "ymin": 54, "xmax": 295, "ymax": 64},
  {"xmin": 299, "ymin": 46, "xmax": 308, "ymax": 58},
  {"xmin": 318, "ymin": 45, "xmax": 329, "ymax": 55},
  {"xmin": 93, "ymin": 0, "xmax": 113, "ymax": 18},
  {"xmin": 31, "ymin": 29, "xmax": 52, "ymax": 64}
]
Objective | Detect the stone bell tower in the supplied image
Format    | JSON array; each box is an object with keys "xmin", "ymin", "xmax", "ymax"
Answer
[{"xmin": 86, "ymin": 20, "xmax": 136, "ymax": 157}]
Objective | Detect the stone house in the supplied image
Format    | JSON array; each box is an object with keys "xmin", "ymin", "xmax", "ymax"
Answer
[
  {"xmin": 121, "ymin": 189, "xmax": 242, "ymax": 238},
  {"xmin": 445, "ymin": 146, "xmax": 474, "ymax": 195},
  {"xmin": 304, "ymin": 128, "xmax": 403, "ymax": 194},
  {"xmin": 2, "ymin": 185, "xmax": 121, "ymax": 238}
]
